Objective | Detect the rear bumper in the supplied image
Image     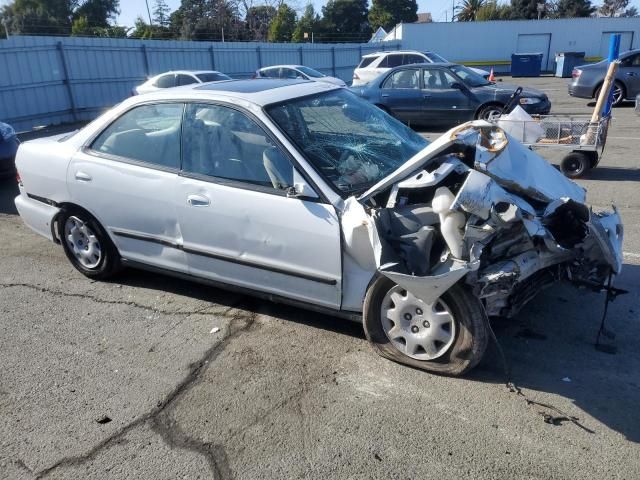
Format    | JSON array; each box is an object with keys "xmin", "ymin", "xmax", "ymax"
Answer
[
  {"xmin": 568, "ymin": 83, "xmax": 593, "ymax": 99},
  {"xmin": 14, "ymin": 192, "xmax": 60, "ymax": 242}
]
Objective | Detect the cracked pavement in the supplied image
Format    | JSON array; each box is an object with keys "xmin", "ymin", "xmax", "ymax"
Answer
[{"xmin": 1, "ymin": 77, "xmax": 640, "ymax": 479}]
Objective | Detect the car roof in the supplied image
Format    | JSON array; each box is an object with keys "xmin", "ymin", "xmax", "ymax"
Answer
[
  {"xmin": 259, "ymin": 65, "xmax": 304, "ymax": 70},
  {"xmin": 135, "ymin": 78, "xmax": 340, "ymax": 107},
  {"xmin": 155, "ymin": 70, "xmax": 223, "ymax": 76},
  {"xmin": 363, "ymin": 50, "xmax": 426, "ymax": 57},
  {"xmin": 390, "ymin": 62, "xmax": 454, "ymax": 68}
]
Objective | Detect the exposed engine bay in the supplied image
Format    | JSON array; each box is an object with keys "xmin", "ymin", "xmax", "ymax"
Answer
[{"xmin": 342, "ymin": 121, "xmax": 624, "ymax": 318}]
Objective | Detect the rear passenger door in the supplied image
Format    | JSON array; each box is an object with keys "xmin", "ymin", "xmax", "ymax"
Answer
[
  {"xmin": 68, "ymin": 103, "xmax": 187, "ymax": 272},
  {"xmin": 177, "ymin": 103, "xmax": 342, "ymax": 308}
]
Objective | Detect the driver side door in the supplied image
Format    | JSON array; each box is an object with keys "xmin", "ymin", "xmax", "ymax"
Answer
[
  {"xmin": 380, "ymin": 68, "xmax": 424, "ymax": 124},
  {"xmin": 421, "ymin": 67, "xmax": 472, "ymax": 125}
]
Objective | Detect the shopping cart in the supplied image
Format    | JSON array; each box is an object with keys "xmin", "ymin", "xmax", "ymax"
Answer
[{"xmin": 493, "ymin": 114, "xmax": 610, "ymax": 178}]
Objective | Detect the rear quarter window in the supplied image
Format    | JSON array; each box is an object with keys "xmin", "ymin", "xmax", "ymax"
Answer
[{"xmin": 358, "ymin": 56, "xmax": 380, "ymax": 68}]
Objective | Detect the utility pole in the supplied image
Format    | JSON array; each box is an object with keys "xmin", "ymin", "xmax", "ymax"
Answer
[
  {"xmin": 2, "ymin": 18, "xmax": 9, "ymax": 39},
  {"xmin": 537, "ymin": 3, "xmax": 545, "ymax": 20},
  {"xmin": 221, "ymin": 27, "xmax": 225, "ymax": 42},
  {"xmin": 145, "ymin": 0, "xmax": 153, "ymax": 25},
  {"xmin": 452, "ymin": 0, "xmax": 455, "ymax": 22}
]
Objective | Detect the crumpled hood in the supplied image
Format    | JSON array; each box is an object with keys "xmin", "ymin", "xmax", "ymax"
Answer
[{"xmin": 359, "ymin": 120, "xmax": 581, "ymax": 204}]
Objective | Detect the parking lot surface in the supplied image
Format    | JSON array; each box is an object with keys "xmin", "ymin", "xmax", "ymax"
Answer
[{"xmin": 1, "ymin": 76, "xmax": 639, "ymax": 479}]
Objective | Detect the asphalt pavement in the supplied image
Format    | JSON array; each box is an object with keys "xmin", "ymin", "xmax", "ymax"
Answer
[{"xmin": 1, "ymin": 76, "xmax": 639, "ymax": 479}]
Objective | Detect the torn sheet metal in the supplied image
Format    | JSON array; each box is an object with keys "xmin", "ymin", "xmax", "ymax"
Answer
[
  {"xmin": 451, "ymin": 169, "xmax": 536, "ymax": 220},
  {"xmin": 586, "ymin": 208, "xmax": 624, "ymax": 274},
  {"xmin": 380, "ymin": 260, "xmax": 470, "ymax": 306},
  {"xmin": 471, "ymin": 126, "xmax": 586, "ymax": 204}
]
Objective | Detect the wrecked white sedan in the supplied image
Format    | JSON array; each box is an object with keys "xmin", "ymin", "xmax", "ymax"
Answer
[{"xmin": 15, "ymin": 79, "xmax": 623, "ymax": 375}]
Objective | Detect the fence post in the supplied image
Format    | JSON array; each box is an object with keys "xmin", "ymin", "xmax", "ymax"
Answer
[
  {"xmin": 331, "ymin": 46, "xmax": 336, "ymax": 76},
  {"xmin": 299, "ymin": 46, "xmax": 303, "ymax": 65},
  {"xmin": 141, "ymin": 44, "xmax": 150, "ymax": 76},
  {"xmin": 209, "ymin": 45, "xmax": 216, "ymax": 70},
  {"xmin": 256, "ymin": 45, "xmax": 262, "ymax": 68},
  {"xmin": 56, "ymin": 41, "xmax": 77, "ymax": 122}
]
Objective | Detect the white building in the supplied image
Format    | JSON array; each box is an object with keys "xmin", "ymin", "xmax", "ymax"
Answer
[{"xmin": 383, "ymin": 17, "xmax": 640, "ymax": 72}]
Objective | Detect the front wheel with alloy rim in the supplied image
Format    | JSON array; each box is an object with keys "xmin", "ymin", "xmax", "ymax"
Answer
[
  {"xmin": 363, "ymin": 276, "xmax": 489, "ymax": 376},
  {"xmin": 59, "ymin": 208, "xmax": 121, "ymax": 279}
]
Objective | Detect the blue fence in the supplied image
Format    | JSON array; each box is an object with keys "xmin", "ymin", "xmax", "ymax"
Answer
[{"xmin": 0, "ymin": 36, "xmax": 401, "ymax": 132}]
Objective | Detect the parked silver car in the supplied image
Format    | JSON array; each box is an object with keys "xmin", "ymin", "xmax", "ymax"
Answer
[
  {"xmin": 14, "ymin": 80, "xmax": 623, "ymax": 376},
  {"xmin": 568, "ymin": 49, "xmax": 640, "ymax": 106},
  {"xmin": 133, "ymin": 70, "xmax": 231, "ymax": 95}
]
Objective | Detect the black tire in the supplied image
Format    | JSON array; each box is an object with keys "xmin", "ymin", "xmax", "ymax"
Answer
[
  {"xmin": 594, "ymin": 81, "xmax": 625, "ymax": 107},
  {"xmin": 560, "ymin": 152, "xmax": 590, "ymax": 178},
  {"xmin": 58, "ymin": 207, "xmax": 121, "ymax": 280},
  {"xmin": 476, "ymin": 103, "xmax": 504, "ymax": 121},
  {"xmin": 363, "ymin": 276, "xmax": 489, "ymax": 376}
]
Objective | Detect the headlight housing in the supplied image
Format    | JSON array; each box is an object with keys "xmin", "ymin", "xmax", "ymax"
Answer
[{"xmin": 519, "ymin": 97, "xmax": 542, "ymax": 105}]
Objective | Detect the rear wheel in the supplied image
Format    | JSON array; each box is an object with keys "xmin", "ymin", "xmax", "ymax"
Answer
[
  {"xmin": 595, "ymin": 81, "xmax": 625, "ymax": 107},
  {"xmin": 58, "ymin": 208, "xmax": 121, "ymax": 279},
  {"xmin": 560, "ymin": 152, "xmax": 591, "ymax": 178},
  {"xmin": 363, "ymin": 276, "xmax": 488, "ymax": 376}
]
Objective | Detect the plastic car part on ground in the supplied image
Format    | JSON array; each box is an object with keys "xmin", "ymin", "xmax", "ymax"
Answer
[{"xmin": 342, "ymin": 121, "xmax": 623, "ymax": 319}]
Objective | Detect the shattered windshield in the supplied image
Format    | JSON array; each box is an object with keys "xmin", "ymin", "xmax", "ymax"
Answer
[{"xmin": 266, "ymin": 89, "xmax": 429, "ymax": 195}]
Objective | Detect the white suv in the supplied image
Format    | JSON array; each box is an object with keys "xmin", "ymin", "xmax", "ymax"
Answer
[{"xmin": 352, "ymin": 50, "xmax": 490, "ymax": 86}]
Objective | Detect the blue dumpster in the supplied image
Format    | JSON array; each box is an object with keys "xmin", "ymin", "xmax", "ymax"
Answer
[
  {"xmin": 511, "ymin": 53, "xmax": 543, "ymax": 77},
  {"xmin": 554, "ymin": 52, "xmax": 585, "ymax": 78}
]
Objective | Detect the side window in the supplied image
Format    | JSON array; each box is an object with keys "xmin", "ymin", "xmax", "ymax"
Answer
[
  {"xmin": 154, "ymin": 74, "xmax": 175, "ymax": 88},
  {"xmin": 385, "ymin": 54, "xmax": 403, "ymax": 68},
  {"xmin": 423, "ymin": 69, "xmax": 449, "ymax": 89},
  {"xmin": 622, "ymin": 54, "xmax": 640, "ymax": 66},
  {"xmin": 177, "ymin": 74, "xmax": 198, "ymax": 86},
  {"xmin": 382, "ymin": 69, "xmax": 420, "ymax": 89},
  {"xmin": 91, "ymin": 103, "xmax": 183, "ymax": 169},
  {"xmin": 282, "ymin": 68, "xmax": 301, "ymax": 79},
  {"xmin": 182, "ymin": 104, "xmax": 294, "ymax": 190},
  {"xmin": 403, "ymin": 54, "xmax": 424, "ymax": 65},
  {"xmin": 261, "ymin": 68, "xmax": 278, "ymax": 78},
  {"xmin": 441, "ymin": 71, "xmax": 460, "ymax": 88}
]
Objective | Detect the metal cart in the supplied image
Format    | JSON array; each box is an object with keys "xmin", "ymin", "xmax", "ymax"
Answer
[{"xmin": 494, "ymin": 114, "xmax": 610, "ymax": 178}]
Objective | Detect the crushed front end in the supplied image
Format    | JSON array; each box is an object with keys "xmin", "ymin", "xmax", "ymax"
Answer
[{"xmin": 345, "ymin": 121, "xmax": 623, "ymax": 319}]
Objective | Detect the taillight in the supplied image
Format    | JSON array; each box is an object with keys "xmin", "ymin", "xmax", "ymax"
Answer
[
  {"xmin": 353, "ymin": 72, "xmax": 360, "ymax": 80},
  {"xmin": 572, "ymin": 69, "xmax": 581, "ymax": 79}
]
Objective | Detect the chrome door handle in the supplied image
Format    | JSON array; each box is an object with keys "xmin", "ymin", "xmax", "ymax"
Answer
[
  {"xmin": 187, "ymin": 194, "xmax": 210, "ymax": 207},
  {"xmin": 381, "ymin": 93, "xmax": 389, "ymax": 97},
  {"xmin": 75, "ymin": 171, "xmax": 92, "ymax": 182},
  {"xmin": 625, "ymin": 72, "xmax": 636, "ymax": 76}
]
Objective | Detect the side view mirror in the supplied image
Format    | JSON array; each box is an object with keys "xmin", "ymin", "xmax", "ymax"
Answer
[{"xmin": 286, "ymin": 171, "xmax": 319, "ymax": 199}]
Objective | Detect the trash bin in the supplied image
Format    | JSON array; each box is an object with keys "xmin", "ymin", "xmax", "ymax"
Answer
[
  {"xmin": 554, "ymin": 52, "xmax": 585, "ymax": 78},
  {"xmin": 511, "ymin": 53, "xmax": 543, "ymax": 77}
]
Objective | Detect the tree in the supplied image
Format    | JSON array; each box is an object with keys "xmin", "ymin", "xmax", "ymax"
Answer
[
  {"xmin": 456, "ymin": 0, "xmax": 486, "ymax": 20},
  {"xmin": 368, "ymin": 0, "xmax": 418, "ymax": 32},
  {"xmin": 623, "ymin": 6, "xmax": 638, "ymax": 16},
  {"xmin": 268, "ymin": 3, "xmax": 296, "ymax": 42},
  {"xmin": 245, "ymin": 5, "xmax": 276, "ymax": 41},
  {"xmin": 153, "ymin": 0, "xmax": 172, "ymax": 26},
  {"xmin": 177, "ymin": 0, "xmax": 244, "ymax": 41},
  {"xmin": 599, "ymin": 0, "xmax": 629, "ymax": 16},
  {"xmin": 476, "ymin": 0, "xmax": 512, "ymax": 19},
  {"xmin": 292, "ymin": 3, "xmax": 320, "ymax": 42},
  {"xmin": 321, "ymin": 0, "xmax": 370, "ymax": 42},
  {"xmin": 1, "ymin": 0, "xmax": 120, "ymax": 36},
  {"xmin": 555, "ymin": 0, "xmax": 595, "ymax": 17},
  {"xmin": 509, "ymin": 0, "xmax": 542, "ymax": 18}
]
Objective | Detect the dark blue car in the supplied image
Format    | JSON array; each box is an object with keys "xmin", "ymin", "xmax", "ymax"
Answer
[
  {"xmin": 0, "ymin": 122, "xmax": 19, "ymax": 179},
  {"xmin": 351, "ymin": 63, "xmax": 551, "ymax": 126}
]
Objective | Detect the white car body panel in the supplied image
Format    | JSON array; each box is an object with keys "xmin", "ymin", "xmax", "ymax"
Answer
[{"xmin": 256, "ymin": 65, "xmax": 347, "ymax": 87}]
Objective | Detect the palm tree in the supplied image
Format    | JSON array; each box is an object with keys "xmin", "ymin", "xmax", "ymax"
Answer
[{"xmin": 456, "ymin": 0, "xmax": 486, "ymax": 21}]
